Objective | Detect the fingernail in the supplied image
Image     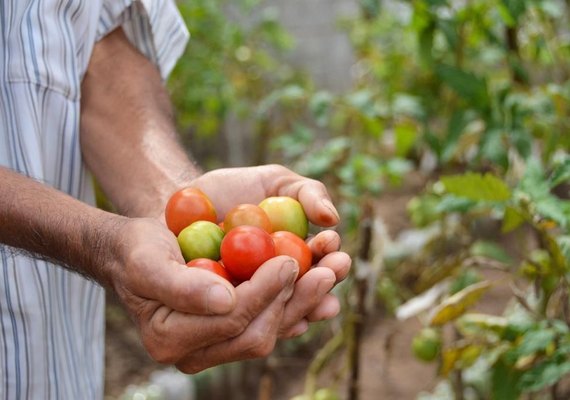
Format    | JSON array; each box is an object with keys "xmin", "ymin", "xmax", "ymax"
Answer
[
  {"xmin": 207, "ymin": 284, "xmax": 234, "ymax": 314},
  {"xmin": 321, "ymin": 199, "xmax": 340, "ymax": 222},
  {"xmin": 280, "ymin": 260, "xmax": 299, "ymax": 286}
]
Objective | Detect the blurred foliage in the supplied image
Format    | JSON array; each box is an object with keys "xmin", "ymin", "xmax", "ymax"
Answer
[
  {"xmin": 168, "ymin": 0, "xmax": 308, "ymax": 169},
  {"xmin": 165, "ymin": 0, "xmax": 570, "ymax": 399}
]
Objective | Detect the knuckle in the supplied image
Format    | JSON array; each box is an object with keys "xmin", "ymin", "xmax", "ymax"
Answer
[
  {"xmin": 243, "ymin": 331, "xmax": 277, "ymax": 358},
  {"xmin": 144, "ymin": 341, "xmax": 179, "ymax": 365},
  {"xmin": 142, "ymin": 324, "xmax": 182, "ymax": 365},
  {"xmin": 223, "ymin": 316, "xmax": 248, "ymax": 338}
]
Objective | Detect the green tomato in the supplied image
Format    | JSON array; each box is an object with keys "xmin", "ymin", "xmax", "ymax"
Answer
[
  {"xmin": 412, "ymin": 328, "xmax": 442, "ymax": 362},
  {"xmin": 258, "ymin": 196, "xmax": 309, "ymax": 239},
  {"xmin": 177, "ymin": 221, "xmax": 225, "ymax": 262}
]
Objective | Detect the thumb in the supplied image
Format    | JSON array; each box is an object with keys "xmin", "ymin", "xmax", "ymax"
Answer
[{"xmin": 151, "ymin": 261, "xmax": 237, "ymax": 315}]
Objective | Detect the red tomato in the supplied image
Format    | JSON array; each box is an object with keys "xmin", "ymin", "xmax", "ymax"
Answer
[
  {"xmin": 271, "ymin": 231, "xmax": 312, "ymax": 280},
  {"xmin": 221, "ymin": 226, "xmax": 276, "ymax": 282},
  {"xmin": 223, "ymin": 204, "xmax": 272, "ymax": 233},
  {"xmin": 186, "ymin": 258, "xmax": 233, "ymax": 282},
  {"xmin": 165, "ymin": 187, "xmax": 217, "ymax": 236}
]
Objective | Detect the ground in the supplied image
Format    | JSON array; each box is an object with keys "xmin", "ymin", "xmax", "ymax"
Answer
[{"xmin": 104, "ymin": 174, "xmax": 513, "ymax": 399}]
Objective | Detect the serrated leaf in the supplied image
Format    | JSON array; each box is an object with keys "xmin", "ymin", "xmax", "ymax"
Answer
[
  {"xmin": 441, "ymin": 173, "xmax": 511, "ymax": 202},
  {"xmin": 429, "ymin": 281, "xmax": 492, "ymax": 326}
]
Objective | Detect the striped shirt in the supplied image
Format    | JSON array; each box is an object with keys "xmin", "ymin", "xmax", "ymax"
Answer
[{"xmin": 0, "ymin": 1, "xmax": 188, "ymax": 398}]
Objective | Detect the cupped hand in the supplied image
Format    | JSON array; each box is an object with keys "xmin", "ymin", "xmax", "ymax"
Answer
[
  {"xmin": 189, "ymin": 165, "xmax": 352, "ymax": 337},
  {"xmin": 107, "ymin": 217, "xmax": 303, "ymax": 372},
  {"xmin": 189, "ymin": 164, "xmax": 340, "ymax": 227}
]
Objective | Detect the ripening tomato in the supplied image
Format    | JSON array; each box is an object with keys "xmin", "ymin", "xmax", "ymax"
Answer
[
  {"xmin": 271, "ymin": 231, "xmax": 312, "ymax": 280},
  {"xmin": 165, "ymin": 187, "xmax": 217, "ymax": 236},
  {"xmin": 220, "ymin": 226, "xmax": 276, "ymax": 282},
  {"xmin": 177, "ymin": 221, "xmax": 225, "ymax": 262},
  {"xmin": 412, "ymin": 328, "xmax": 442, "ymax": 362},
  {"xmin": 223, "ymin": 204, "xmax": 272, "ymax": 233},
  {"xmin": 186, "ymin": 258, "xmax": 233, "ymax": 281},
  {"xmin": 258, "ymin": 196, "xmax": 309, "ymax": 239}
]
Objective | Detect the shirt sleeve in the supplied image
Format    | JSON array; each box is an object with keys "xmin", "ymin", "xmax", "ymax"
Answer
[{"xmin": 97, "ymin": 0, "xmax": 189, "ymax": 80}]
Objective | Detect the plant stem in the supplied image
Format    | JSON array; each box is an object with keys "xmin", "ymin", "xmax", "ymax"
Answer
[{"xmin": 348, "ymin": 201, "xmax": 374, "ymax": 400}]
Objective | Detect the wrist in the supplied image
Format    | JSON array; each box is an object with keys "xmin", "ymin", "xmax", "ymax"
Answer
[{"xmin": 84, "ymin": 211, "xmax": 130, "ymax": 288}]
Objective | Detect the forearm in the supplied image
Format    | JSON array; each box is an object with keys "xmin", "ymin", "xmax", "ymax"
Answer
[
  {"xmin": 80, "ymin": 28, "xmax": 200, "ymax": 218},
  {"xmin": 0, "ymin": 167, "xmax": 125, "ymax": 285}
]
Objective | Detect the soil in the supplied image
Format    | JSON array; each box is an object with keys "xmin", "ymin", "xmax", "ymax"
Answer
[{"xmin": 103, "ymin": 173, "xmax": 513, "ymax": 399}]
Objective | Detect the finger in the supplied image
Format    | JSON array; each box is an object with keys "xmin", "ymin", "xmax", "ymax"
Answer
[
  {"xmin": 305, "ymin": 294, "xmax": 340, "ymax": 322},
  {"xmin": 266, "ymin": 167, "xmax": 340, "ymax": 227},
  {"xmin": 314, "ymin": 251, "xmax": 352, "ymax": 283},
  {"xmin": 278, "ymin": 267, "xmax": 336, "ymax": 335},
  {"xmin": 306, "ymin": 230, "xmax": 341, "ymax": 262},
  {"xmin": 140, "ymin": 256, "xmax": 299, "ymax": 363},
  {"xmin": 279, "ymin": 319, "xmax": 309, "ymax": 339},
  {"xmin": 296, "ymin": 181, "xmax": 340, "ymax": 227},
  {"xmin": 144, "ymin": 261, "xmax": 237, "ymax": 315},
  {"xmin": 174, "ymin": 264, "xmax": 297, "ymax": 373}
]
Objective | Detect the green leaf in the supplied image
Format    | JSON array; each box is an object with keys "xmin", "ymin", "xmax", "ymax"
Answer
[
  {"xmin": 499, "ymin": 0, "xmax": 527, "ymax": 26},
  {"xmin": 436, "ymin": 63, "xmax": 489, "ymax": 107},
  {"xmin": 309, "ymin": 91, "xmax": 334, "ymax": 128},
  {"xmin": 519, "ymin": 361, "xmax": 570, "ymax": 392},
  {"xmin": 558, "ymin": 236, "xmax": 570, "ymax": 261},
  {"xmin": 549, "ymin": 158, "xmax": 570, "ymax": 188},
  {"xmin": 515, "ymin": 329, "xmax": 556, "ymax": 357},
  {"xmin": 502, "ymin": 206, "xmax": 526, "ymax": 233},
  {"xmin": 394, "ymin": 121, "xmax": 418, "ymax": 157},
  {"xmin": 470, "ymin": 240, "xmax": 513, "ymax": 264},
  {"xmin": 441, "ymin": 173, "xmax": 512, "ymax": 202},
  {"xmin": 492, "ymin": 358, "xmax": 523, "ymax": 400},
  {"xmin": 435, "ymin": 195, "xmax": 477, "ymax": 213}
]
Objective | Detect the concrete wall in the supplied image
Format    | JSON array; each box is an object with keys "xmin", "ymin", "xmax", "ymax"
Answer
[{"xmin": 263, "ymin": 0, "xmax": 359, "ymax": 93}]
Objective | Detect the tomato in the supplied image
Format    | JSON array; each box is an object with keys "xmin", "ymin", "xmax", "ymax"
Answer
[
  {"xmin": 223, "ymin": 204, "xmax": 272, "ymax": 233},
  {"xmin": 165, "ymin": 187, "xmax": 217, "ymax": 236},
  {"xmin": 177, "ymin": 221, "xmax": 225, "ymax": 262},
  {"xmin": 411, "ymin": 328, "xmax": 442, "ymax": 362},
  {"xmin": 186, "ymin": 258, "xmax": 233, "ymax": 281},
  {"xmin": 259, "ymin": 196, "xmax": 309, "ymax": 239},
  {"xmin": 271, "ymin": 231, "xmax": 312, "ymax": 279},
  {"xmin": 220, "ymin": 226, "xmax": 276, "ymax": 282}
]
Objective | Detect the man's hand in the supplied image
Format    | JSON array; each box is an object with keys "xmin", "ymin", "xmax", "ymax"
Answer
[
  {"xmin": 190, "ymin": 165, "xmax": 352, "ymax": 338},
  {"xmin": 107, "ymin": 217, "xmax": 301, "ymax": 372}
]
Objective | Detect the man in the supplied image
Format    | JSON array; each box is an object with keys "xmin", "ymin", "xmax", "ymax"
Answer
[{"xmin": 0, "ymin": 1, "xmax": 351, "ymax": 398}]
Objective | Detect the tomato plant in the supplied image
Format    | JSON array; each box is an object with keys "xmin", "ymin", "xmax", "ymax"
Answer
[
  {"xmin": 223, "ymin": 203, "xmax": 273, "ymax": 233},
  {"xmin": 165, "ymin": 187, "xmax": 217, "ymax": 236},
  {"xmin": 271, "ymin": 231, "xmax": 312, "ymax": 279},
  {"xmin": 177, "ymin": 221, "xmax": 225, "ymax": 262},
  {"xmin": 259, "ymin": 196, "xmax": 309, "ymax": 239},
  {"xmin": 186, "ymin": 258, "xmax": 233, "ymax": 281},
  {"xmin": 220, "ymin": 225, "xmax": 276, "ymax": 282}
]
